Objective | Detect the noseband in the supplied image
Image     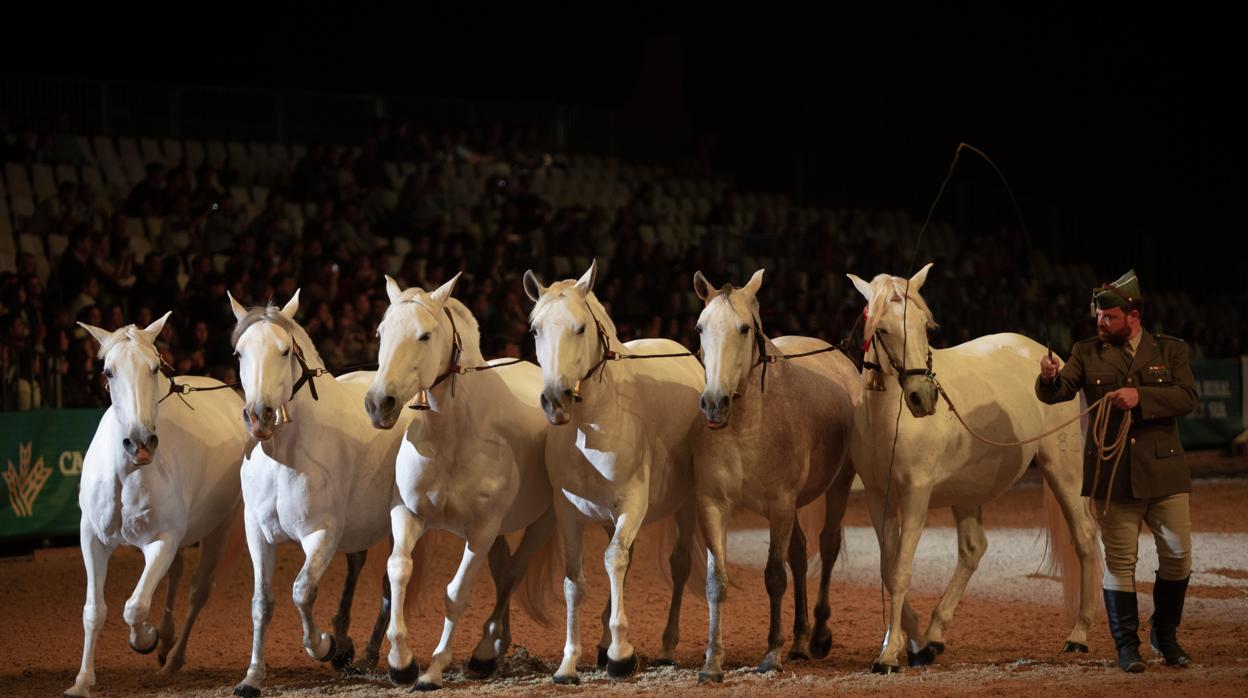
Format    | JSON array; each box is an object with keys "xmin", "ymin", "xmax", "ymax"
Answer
[{"xmin": 862, "ymin": 330, "xmax": 935, "ymax": 391}]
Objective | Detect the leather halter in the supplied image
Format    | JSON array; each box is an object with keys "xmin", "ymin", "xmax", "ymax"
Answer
[{"xmin": 406, "ymin": 306, "xmax": 523, "ymax": 410}]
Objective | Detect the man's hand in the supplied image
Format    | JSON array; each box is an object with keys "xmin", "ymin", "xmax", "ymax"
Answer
[
  {"xmin": 1107, "ymin": 388, "xmax": 1140, "ymax": 410},
  {"xmin": 1040, "ymin": 356, "xmax": 1060, "ymax": 380}
]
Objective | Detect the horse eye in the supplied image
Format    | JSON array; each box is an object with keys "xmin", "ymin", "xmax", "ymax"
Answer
[
  {"xmin": 419, "ymin": 333, "xmax": 431, "ymax": 342},
  {"xmin": 695, "ymin": 325, "xmax": 703, "ymax": 333},
  {"xmin": 738, "ymin": 326, "xmax": 749, "ymax": 335},
  {"xmin": 151, "ymin": 366, "xmax": 159, "ymax": 376},
  {"xmin": 530, "ymin": 328, "xmax": 538, "ymax": 337},
  {"xmin": 281, "ymin": 347, "xmax": 291, "ymax": 357},
  {"xmin": 877, "ymin": 328, "xmax": 890, "ymax": 336},
  {"xmin": 575, "ymin": 325, "xmax": 586, "ymax": 335},
  {"xmin": 103, "ymin": 369, "xmax": 113, "ymax": 380}
]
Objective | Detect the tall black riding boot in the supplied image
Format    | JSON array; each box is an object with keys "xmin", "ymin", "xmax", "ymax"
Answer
[
  {"xmin": 1103, "ymin": 589, "xmax": 1145, "ymax": 673},
  {"xmin": 1150, "ymin": 575, "xmax": 1192, "ymax": 667}
]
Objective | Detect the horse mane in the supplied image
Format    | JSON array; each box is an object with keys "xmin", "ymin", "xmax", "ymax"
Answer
[
  {"xmin": 383, "ymin": 288, "xmax": 485, "ymax": 366},
  {"xmin": 529, "ymin": 280, "xmax": 619, "ymax": 345},
  {"xmin": 231, "ymin": 305, "xmax": 325, "ymax": 369},
  {"xmin": 863, "ymin": 273, "xmax": 938, "ymax": 339},
  {"xmin": 95, "ymin": 325, "xmax": 157, "ymax": 360}
]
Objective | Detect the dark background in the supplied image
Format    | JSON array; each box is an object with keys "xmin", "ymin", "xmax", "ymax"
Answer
[{"xmin": 4, "ymin": 2, "xmax": 1244, "ymax": 293}]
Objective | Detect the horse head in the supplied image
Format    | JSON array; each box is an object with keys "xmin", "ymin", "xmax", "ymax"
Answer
[
  {"xmin": 848, "ymin": 262, "xmax": 940, "ymax": 417},
  {"xmin": 79, "ymin": 312, "xmax": 172, "ymax": 465},
  {"xmin": 692, "ymin": 268, "xmax": 765, "ymax": 428}
]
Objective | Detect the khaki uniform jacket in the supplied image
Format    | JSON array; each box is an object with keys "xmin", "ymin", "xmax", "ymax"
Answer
[{"xmin": 1035, "ymin": 330, "xmax": 1198, "ymax": 501}]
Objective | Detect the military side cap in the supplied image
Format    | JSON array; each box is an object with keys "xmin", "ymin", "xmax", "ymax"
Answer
[{"xmin": 1091, "ymin": 269, "xmax": 1142, "ymax": 315}]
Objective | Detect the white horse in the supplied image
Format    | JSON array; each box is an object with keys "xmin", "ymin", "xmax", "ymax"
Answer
[
  {"xmin": 847, "ymin": 264, "xmax": 1099, "ymax": 673},
  {"xmin": 67, "ymin": 313, "xmax": 247, "ymax": 698},
  {"xmin": 524, "ymin": 259, "xmax": 705, "ymax": 683},
  {"xmin": 689, "ymin": 269, "xmax": 860, "ymax": 682},
  {"xmin": 228, "ymin": 291, "xmax": 408, "ymax": 697},
  {"xmin": 362, "ymin": 273, "xmax": 556, "ymax": 690}
]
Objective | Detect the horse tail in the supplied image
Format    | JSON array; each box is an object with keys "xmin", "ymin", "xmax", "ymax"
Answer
[
  {"xmin": 1040, "ymin": 485, "xmax": 1082, "ymax": 626},
  {"xmin": 515, "ymin": 526, "xmax": 563, "ymax": 627}
]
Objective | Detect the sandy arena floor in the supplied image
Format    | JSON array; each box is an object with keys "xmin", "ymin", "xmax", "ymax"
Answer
[{"xmin": 2, "ymin": 473, "xmax": 1246, "ymax": 697}]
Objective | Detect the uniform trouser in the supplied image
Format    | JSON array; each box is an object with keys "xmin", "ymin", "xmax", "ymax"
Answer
[{"xmin": 1099, "ymin": 493, "xmax": 1192, "ymax": 592}]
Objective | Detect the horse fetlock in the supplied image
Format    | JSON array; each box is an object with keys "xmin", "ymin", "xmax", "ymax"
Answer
[{"xmin": 128, "ymin": 623, "xmax": 159, "ymax": 654}]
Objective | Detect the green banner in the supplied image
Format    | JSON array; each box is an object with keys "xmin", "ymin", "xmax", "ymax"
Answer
[
  {"xmin": 1179, "ymin": 358, "xmax": 1245, "ymax": 448},
  {"xmin": 0, "ymin": 408, "xmax": 105, "ymax": 541}
]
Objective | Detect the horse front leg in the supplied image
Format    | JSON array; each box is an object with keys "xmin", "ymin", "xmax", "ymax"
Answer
[
  {"xmin": 696, "ymin": 496, "xmax": 731, "ymax": 684},
  {"xmin": 160, "ymin": 508, "xmax": 235, "ymax": 674},
  {"xmin": 65, "ymin": 523, "xmax": 115, "ymax": 698},
  {"xmin": 154, "ymin": 549, "xmax": 184, "ymax": 666},
  {"xmin": 292, "ymin": 528, "xmax": 341, "ymax": 662},
  {"xmin": 552, "ymin": 502, "xmax": 586, "ymax": 685},
  {"xmin": 327, "ymin": 549, "xmax": 367, "ymax": 672},
  {"xmin": 758, "ymin": 505, "xmax": 796, "ymax": 674},
  {"xmin": 812, "ymin": 463, "xmax": 854, "ymax": 659},
  {"xmin": 417, "ymin": 521, "xmax": 500, "ymax": 690},
  {"xmin": 656, "ymin": 502, "xmax": 696, "ymax": 665},
  {"xmin": 913, "ymin": 505, "xmax": 987, "ymax": 666},
  {"xmin": 233, "ymin": 513, "xmax": 275, "ymax": 698},
  {"xmin": 872, "ymin": 487, "xmax": 931, "ymax": 673},
  {"xmin": 602, "ymin": 495, "xmax": 648, "ymax": 679},
  {"xmin": 124, "ymin": 534, "xmax": 180, "ymax": 657},
  {"xmin": 787, "ymin": 513, "xmax": 813, "ymax": 660},
  {"xmin": 358, "ymin": 568, "xmax": 390, "ymax": 673},
  {"xmin": 385, "ymin": 505, "xmax": 426, "ymax": 685}
]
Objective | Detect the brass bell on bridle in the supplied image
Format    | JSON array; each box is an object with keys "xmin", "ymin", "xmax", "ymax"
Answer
[
  {"xmin": 410, "ymin": 389, "xmax": 432, "ymax": 411},
  {"xmin": 571, "ymin": 379, "xmax": 584, "ymax": 402},
  {"xmin": 275, "ymin": 403, "xmax": 292, "ymax": 425},
  {"xmin": 864, "ymin": 369, "xmax": 888, "ymax": 392}
]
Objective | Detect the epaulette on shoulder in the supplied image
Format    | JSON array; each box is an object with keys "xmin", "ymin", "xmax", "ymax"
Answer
[
  {"xmin": 1153, "ymin": 333, "xmax": 1185, "ymax": 343},
  {"xmin": 1073, "ymin": 336, "xmax": 1100, "ymax": 346}
]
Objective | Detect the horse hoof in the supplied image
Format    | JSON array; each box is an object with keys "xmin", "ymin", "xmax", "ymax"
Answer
[
  {"xmin": 652, "ymin": 657, "xmax": 677, "ymax": 667},
  {"xmin": 233, "ymin": 684, "xmax": 261, "ymax": 698},
  {"xmin": 129, "ymin": 635, "xmax": 159, "ymax": 656},
  {"xmin": 596, "ymin": 646, "xmax": 609, "ymax": 669},
  {"xmin": 810, "ymin": 633, "xmax": 833, "ymax": 659},
  {"xmin": 871, "ymin": 661, "xmax": 901, "ymax": 675},
  {"xmin": 697, "ymin": 671, "xmax": 724, "ymax": 684},
  {"xmin": 788, "ymin": 647, "xmax": 812, "ymax": 661},
  {"xmin": 756, "ymin": 660, "xmax": 782, "ymax": 674},
  {"xmin": 415, "ymin": 681, "xmax": 442, "ymax": 691},
  {"xmin": 907, "ymin": 644, "xmax": 940, "ymax": 667},
  {"xmin": 309, "ymin": 635, "xmax": 337, "ymax": 663},
  {"xmin": 330, "ymin": 637, "xmax": 355, "ymax": 672},
  {"xmin": 1062, "ymin": 641, "xmax": 1089, "ymax": 653},
  {"xmin": 388, "ymin": 659, "xmax": 420, "ymax": 686},
  {"xmin": 606, "ymin": 653, "xmax": 637, "ymax": 679},
  {"xmin": 553, "ymin": 673, "xmax": 580, "ymax": 685},
  {"xmin": 466, "ymin": 655, "xmax": 498, "ymax": 679}
]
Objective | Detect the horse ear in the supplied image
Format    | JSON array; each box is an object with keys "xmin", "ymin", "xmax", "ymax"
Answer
[
  {"xmin": 522, "ymin": 269, "xmax": 546, "ymax": 302},
  {"xmin": 428, "ymin": 271, "xmax": 462, "ymax": 307},
  {"xmin": 384, "ymin": 275, "xmax": 404, "ymax": 305},
  {"xmin": 692, "ymin": 270, "xmax": 713, "ymax": 303},
  {"xmin": 76, "ymin": 322, "xmax": 115, "ymax": 348},
  {"xmin": 139, "ymin": 311, "xmax": 172, "ymax": 344},
  {"xmin": 573, "ymin": 259, "xmax": 598, "ymax": 296},
  {"xmin": 909, "ymin": 262, "xmax": 934, "ymax": 292},
  {"xmin": 847, "ymin": 274, "xmax": 873, "ymax": 303},
  {"xmin": 227, "ymin": 290, "xmax": 248, "ymax": 322},
  {"xmin": 742, "ymin": 268, "xmax": 765, "ymax": 297},
  {"xmin": 280, "ymin": 289, "xmax": 301, "ymax": 320}
]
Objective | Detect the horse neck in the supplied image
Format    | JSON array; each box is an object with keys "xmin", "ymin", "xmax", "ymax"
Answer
[{"xmin": 286, "ymin": 320, "xmax": 326, "ymax": 370}]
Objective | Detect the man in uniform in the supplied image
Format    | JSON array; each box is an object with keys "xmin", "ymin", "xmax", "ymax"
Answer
[{"xmin": 1036, "ymin": 269, "xmax": 1198, "ymax": 672}]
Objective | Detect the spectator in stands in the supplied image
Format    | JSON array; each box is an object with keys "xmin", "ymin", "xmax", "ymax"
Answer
[{"xmin": 124, "ymin": 162, "xmax": 168, "ymax": 216}]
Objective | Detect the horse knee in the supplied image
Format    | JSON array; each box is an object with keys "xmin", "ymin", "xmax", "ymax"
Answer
[
  {"xmin": 83, "ymin": 602, "xmax": 107, "ymax": 631},
  {"xmin": 959, "ymin": 536, "xmax": 987, "ymax": 571},
  {"xmin": 706, "ymin": 569, "xmax": 728, "ymax": 605},
  {"xmin": 251, "ymin": 595, "xmax": 274, "ymax": 625},
  {"xmin": 387, "ymin": 554, "xmax": 412, "ymax": 583}
]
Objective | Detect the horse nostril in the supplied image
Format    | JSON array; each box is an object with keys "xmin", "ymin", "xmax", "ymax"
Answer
[
  {"xmin": 909, "ymin": 391, "xmax": 921, "ymax": 404},
  {"xmin": 718, "ymin": 396, "xmax": 730, "ymax": 410},
  {"xmin": 262, "ymin": 407, "xmax": 275, "ymax": 425},
  {"xmin": 540, "ymin": 393, "xmax": 550, "ymax": 409},
  {"xmin": 148, "ymin": 435, "xmax": 159, "ymax": 450},
  {"xmin": 700, "ymin": 396, "xmax": 710, "ymax": 411},
  {"xmin": 562, "ymin": 388, "xmax": 573, "ymax": 398},
  {"xmin": 122, "ymin": 438, "xmax": 133, "ymax": 452},
  {"xmin": 381, "ymin": 395, "xmax": 396, "ymax": 413}
]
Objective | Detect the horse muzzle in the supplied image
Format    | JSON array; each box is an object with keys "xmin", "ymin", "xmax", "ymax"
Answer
[
  {"xmin": 540, "ymin": 386, "xmax": 574, "ymax": 425},
  {"xmin": 700, "ymin": 392, "xmax": 732, "ymax": 429},
  {"xmin": 243, "ymin": 404, "xmax": 287, "ymax": 440},
  {"xmin": 364, "ymin": 391, "xmax": 400, "ymax": 430},
  {"xmin": 123, "ymin": 431, "xmax": 159, "ymax": 465},
  {"xmin": 901, "ymin": 375, "xmax": 939, "ymax": 418}
]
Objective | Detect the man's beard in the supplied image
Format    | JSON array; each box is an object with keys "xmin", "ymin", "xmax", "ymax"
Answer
[{"xmin": 1098, "ymin": 326, "xmax": 1132, "ymax": 344}]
